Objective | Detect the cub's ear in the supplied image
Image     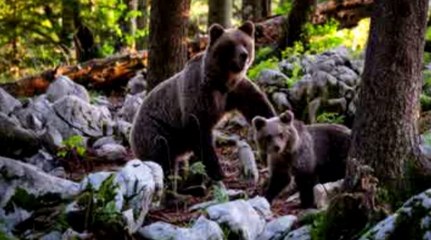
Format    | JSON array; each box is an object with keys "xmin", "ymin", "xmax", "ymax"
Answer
[
  {"xmin": 280, "ymin": 110, "xmax": 294, "ymax": 124},
  {"xmin": 252, "ymin": 116, "xmax": 267, "ymax": 131},
  {"xmin": 238, "ymin": 21, "xmax": 255, "ymax": 37},
  {"xmin": 209, "ymin": 24, "xmax": 225, "ymax": 46}
]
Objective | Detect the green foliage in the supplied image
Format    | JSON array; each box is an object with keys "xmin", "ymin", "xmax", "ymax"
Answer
[
  {"xmin": 4, "ymin": 188, "xmax": 63, "ymax": 213},
  {"xmin": 310, "ymin": 211, "xmax": 328, "ymax": 240},
  {"xmin": 423, "ymin": 131, "xmax": 431, "ymax": 146},
  {"xmin": 247, "ymin": 58, "xmax": 279, "ymax": 80},
  {"xmin": 212, "ymin": 185, "xmax": 229, "ymax": 204},
  {"xmin": 274, "ymin": 1, "xmax": 293, "ymax": 15},
  {"xmin": 57, "ymin": 135, "xmax": 86, "ymax": 158},
  {"xmin": 421, "ymin": 94, "xmax": 431, "ymax": 111},
  {"xmin": 189, "ymin": 161, "xmax": 207, "ymax": 176},
  {"xmin": 316, "ymin": 112, "xmax": 345, "ymax": 124},
  {"xmin": 76, "ymin": 174, "xmax": 124, "ymax": 231}
]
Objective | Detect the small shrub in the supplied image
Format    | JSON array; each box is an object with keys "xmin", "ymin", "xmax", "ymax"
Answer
[
  {"xmin": 212, "ymin": 185, "xmax": 229, "ymax": 204},
  {"xmin": 247, "ymin": 58, "xmax": 279, "ymax": 80},
  {"xmin": 316, "ymin": 112, "xmax": 345, "ymax": 124}
]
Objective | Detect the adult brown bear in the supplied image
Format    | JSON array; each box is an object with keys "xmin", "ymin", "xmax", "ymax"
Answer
[{"xmin": 131, "ymin": 21, "xmax": 276, "ymax": 181}]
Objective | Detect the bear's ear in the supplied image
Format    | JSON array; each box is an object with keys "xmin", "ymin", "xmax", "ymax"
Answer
[
  {"xmin": 252, "ymin": 116, "xmax": 267, "ymax": 131},
  {"xmin": 280, "ymin": 110, "xmax": 294, "ymax": 124},
  {"xmin": 209, "ymin": 23, "xmax": 225, "ymax": 46},
  {"xmin": 238, "ymin": 21, "xmax": 255, "ymax": 37}
]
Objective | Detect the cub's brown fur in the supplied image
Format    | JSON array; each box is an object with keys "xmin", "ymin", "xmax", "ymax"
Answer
[
  {"xmin": 131, "ymin": 21, "xmax": 275, "ymax": 181},
  {"xmin": 252, "ymin": 110, "xmax": 350, "ymax": 207}
]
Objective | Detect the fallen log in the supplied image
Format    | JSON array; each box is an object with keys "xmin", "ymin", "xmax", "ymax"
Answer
[
  {"xmin": 1, "ymin": 50, "xmax": 148, "ymax": 97},
  {"xmin": 312, "ymin": 0, "xmax": 374, "ymax": 28}
]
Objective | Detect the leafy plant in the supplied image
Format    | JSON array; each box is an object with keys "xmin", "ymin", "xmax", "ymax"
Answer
[
  {"xmin": 189, "ymin": 161, "xmax": 207, "ymax": 176},
  {"xmin": 75, "ymin": 174, "xmax": 125, "ymax": 236},
  {"xmin": 316, "ymin": 112, "xmax": 345, "ymax": 124},
  {"xmin": 247, "ymin": 58, "xmax": 279, "ymax": 80},
  {"xmin": 212, "ymin": 185, "xmax": 229, "ymax": 204},
  {"xmin": 57, "ymin": 135, "xmax": 86, "ymax": 158}
]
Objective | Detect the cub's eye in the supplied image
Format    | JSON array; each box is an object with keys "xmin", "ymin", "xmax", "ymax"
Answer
[
  {"xmin": 265, "ymin": 135, "xmax": 272, "ymax": 141},
  {"xmin": 278, "ymin": 133, "xmax": 284, "ymax": 138}
]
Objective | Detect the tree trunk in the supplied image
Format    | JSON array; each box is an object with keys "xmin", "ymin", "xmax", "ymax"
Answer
[
  {"xmin": 136, "ymin": 0, "xmax": 149, "ymax": 50},
  {"xmin": 242, "ymin": 0, "xmax": 263, "ymax": 21},
  {"xmin": 261, "ymin": 0, "xmax": 271, "ymax": 18},
  {"xmin": 147, "ymin": 0, "xmax": 191, "ymax": 90},
  {"xmin": 60, "ymin": 0, "xmax": 79, "ymax": 47},
  {"xmin": 348, "ymin": 0, "xmax": 428, "ymax": 196},
  {"xmin": 208, "ymin": 0, "xmax": 232, "ymax": 28},
  {"xmin": 278, "ymin": 0, "xmax": 315, "ymax": 52}
]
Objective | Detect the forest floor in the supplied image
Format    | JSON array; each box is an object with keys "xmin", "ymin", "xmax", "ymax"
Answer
[{"xmin": 62, "ymin": 95, "xmax": 303, "ymax": 227}]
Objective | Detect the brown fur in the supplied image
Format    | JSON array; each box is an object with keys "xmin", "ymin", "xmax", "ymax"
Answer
[
  {"xmin": 252, "ymin": 110, "xmax": 350, "ymax": 207},
  {"xmin": 130, "ymin": 22, "xmax": 275, "ymax": 181}
]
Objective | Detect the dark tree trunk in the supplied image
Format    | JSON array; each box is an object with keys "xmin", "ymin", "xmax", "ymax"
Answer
[
  {"xmin": 208, "ymin": 0, "xmax": 232, "ymax": 28},
  {"xmin": 136, "ymin": 0, "xmax": 149, "ymax": 50},
  {"xmin": 242, "ymin": 0, "xmax": 263, "ymax": 21},
  {"xmin": 60, "ymin": 0, "xmax": 79, "ymax": 47},
  {"xmin": 278, "ymin": 0, "xmax": 315, "ymax": 52},
  {"xmin": 261, "ymin": 0, "xmax": 271, "ymax": 18},
  {"xmin": 147, "ymin": 0, "xmax": 191, "ymax": 90},
  {"xmin": 347, "ymin": 0, "xmax": 428, "ymax": 195}
]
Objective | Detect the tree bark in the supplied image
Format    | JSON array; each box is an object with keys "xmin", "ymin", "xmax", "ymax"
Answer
[
  {"xmin": 208, "ymin": 0, "xmax": 232, "ymax": 28},
  {"xmin": 60, "ymin": 0, "xmax": 79, "ymax": 47},
  {"xmin": 348, "ymin": 0, "xmax": 428, "ymax": 194},
  {"xmin": 261, "ymin": 0, "xmax": 271, "ymax": 18},
  {"xmin": 278, "ymin": 0, "xmax": 315, "ymax": 51},
  {"xmin": 136, "ymin": 0, "xmax": 149, "ymax": 50},
  {"xmin": 242, "ymin": 0, "xmax": 263, "ymax": 21},
  {"xmin": 147, "ymin": 0, "xmax": 191, "ymax": 90}
]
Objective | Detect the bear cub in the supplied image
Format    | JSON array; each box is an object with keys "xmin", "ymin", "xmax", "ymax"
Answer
[
  {"xmin": 131, "ymin": 21, "xmax": 275, "ymax": 182},
  {"xmin": 252, "ymin": 110, "xmax": 350, "ymax": 208}
]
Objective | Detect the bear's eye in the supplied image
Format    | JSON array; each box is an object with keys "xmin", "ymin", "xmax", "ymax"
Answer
[
  {"xmin": 265, "ymin": 135, "xmax": 272, "ymax": 141},
  {"xmin": 278, "ymin": 133, "xmax": 284, "ymax": 138}
]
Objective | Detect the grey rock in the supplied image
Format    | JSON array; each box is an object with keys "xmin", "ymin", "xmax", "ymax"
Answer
[
  {"xmin": 207, "ymin": 199, "xmax": 266, "ymax": 240},
  {"xmin": 40, "ymin": 125, "xmax": 64, "ymax": 152},
  {"xmin": 0, "ymin": 112, "xmax": 41, "ymax": 158},
  {"xmin": 0, "ymin": 87, "xmax": 21, "ymax": 115},
  {"xmin": 92, "ymin": 136, "xmax": 117, "ymax": 149},
  {"xmin": 92, "ymin": 95, "xmax": 111, "ymax": 108},
  {"xmin": 0, "ymin": 156, "xmax": 79, "ymax": 208},
  {"xmin": 13, "ymin": 95, "xmax": 52, "ymax": 131},
  {"xmin": 115, "ymin": 119, "xmax": 132, "ymax": 144},
  {"xmin": 61, "ymin": 228, "xmax": 92, "ymax": 240},
  {"xmin": 313, "ymin": 179, "xmax": 344, "ymax": 209},
  {"xmin": 94, "ymin": 143, "xmax": 127, "ymax": 161},
  {"xmin": 247, "ymin": 196, "xmax": 272, "ymax": 219},
  {"xmin": 127, "ymin": 72, "xmax": 147, "ymax": 95},
  {"xmin": 0, "ymin": 208, "xmax": 31, "ymax": 237},
  {"xmin": 283, "ymin": 225, "xmax": 312, "ymax": 240},
  {"xmin": 272, "ymin": 92, "xmax": 292, "ymax": 112},
  {"xmin": 237, "ymin": 140, "xmax": 259, "ymax": 186},
  {"xmin": 52, "ymin": 95, "xmax": 114, "ymax": 138},
  {"xmin": 138, "ymin": 216, "xmax": 223, "ymax": 240},
  {"xmin": 41, "ymin": 231, "xmax": 63, "ymax": 240},
  {"xmin": 118, "ymin": 93, "xmax": 144, "ymax": 123},
  {"xmin": 332, "ymin": 66, "xmax": 359, "ymax": 86},
  {"xmin": 46, "ymin": 76, "xmax": 90, "ymax": 103},
  {"xmin": 116, "ymin": 159, "xmax": 164, "ymax": 233},
  {"xmin": 48, "ymin": 167, "xmax": 67, "ymax": 178},
  {"xmin": 359, "ymin": 188, "xmax": 431, "ymax": 240},
  {"xmin": 24, "ymin": 149, "xmax": 56, "ymax": 172},
  {"xmin": 257, "ymin": 69, "xmax": 288, "ymax": 87},
  {"xmin": 257, "ymin": 215, "xmax": 297, "ymax": 240}
]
